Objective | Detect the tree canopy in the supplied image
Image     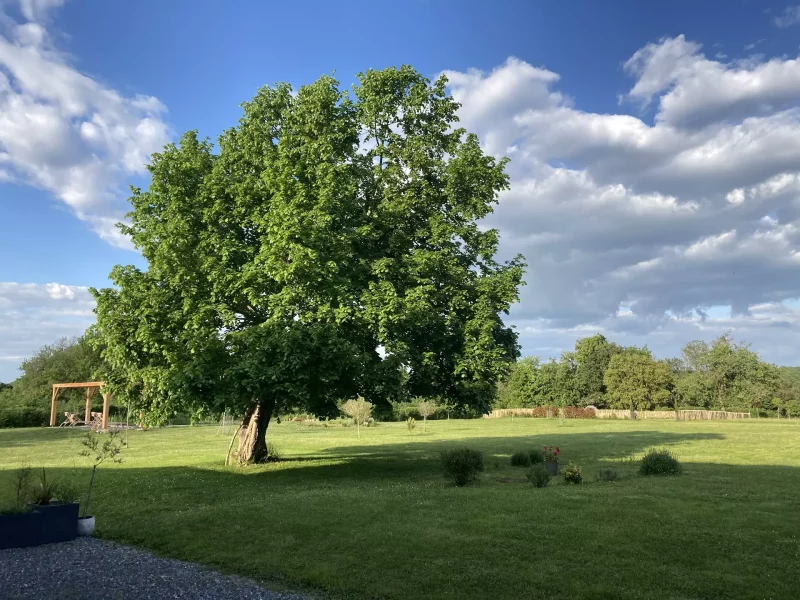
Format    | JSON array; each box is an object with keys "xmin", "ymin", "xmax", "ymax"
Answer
[
  {"xmin": 494, "ymin": 331, "xmax": 796, "ymax": 416},
  {"xmin": 604, "ymin": 349, "xmax": 673, "ymax": 415},
  {"xmin": 92, "ymin": 66, "xmax": 525, "ymax": 462}
]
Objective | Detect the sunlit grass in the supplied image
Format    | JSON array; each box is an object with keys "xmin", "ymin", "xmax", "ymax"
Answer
[{"xmin": 2, "ymin": 418, "xmax": 799, "ymax": 599}]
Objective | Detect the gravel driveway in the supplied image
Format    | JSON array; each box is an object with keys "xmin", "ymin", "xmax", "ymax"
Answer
[{"xmin": 0, "ymin": 538, "xmax": 307, "ymax": 600}]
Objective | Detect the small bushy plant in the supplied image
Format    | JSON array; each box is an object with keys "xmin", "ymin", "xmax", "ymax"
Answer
[
  {"xmin": 639, "ymin": 448, "xmax": 681, "ymax": 476},
  {"xmin": 441, "ymin": 448, "xmax": 484, "ymax": 486},
  {"xmin": 562, "ymin": 462, "xmax": 582, "ymax": 484},
  {"xmin": 528, "ymin": 448, "xmax": 544, "ymax": 464},
  {"xmin": 526, "ymin": 463, "xmax": 551, "ymax": 488},
  {"xmin": 265, "ymin": 442, "xmax": 281, "ymax": 462},
  {"xmin": 595, "ymin": 467, "xmax": 618, "ymax": 482},
  {"xmin": 510, "ymin": 451, "xmax": 531, "ymax": 467},
  {"xmin": 406, "ymin": 417, "xmax": 416, "ymax": 432}
]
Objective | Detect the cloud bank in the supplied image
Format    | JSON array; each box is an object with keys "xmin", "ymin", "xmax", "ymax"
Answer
[{"xmin": 443, "ymin": 37, "xmax": 800, "ymax": 363}]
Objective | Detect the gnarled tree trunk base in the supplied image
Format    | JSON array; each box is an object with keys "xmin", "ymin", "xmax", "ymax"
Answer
[{"xmin": 236, "ymin": 398, "xmax": 275, "ymax": 464}]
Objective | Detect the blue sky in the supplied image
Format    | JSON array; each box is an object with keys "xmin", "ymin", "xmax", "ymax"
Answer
[{"xmin": 2, "ymin": 0, "xmax": 800, "ymax": 381}]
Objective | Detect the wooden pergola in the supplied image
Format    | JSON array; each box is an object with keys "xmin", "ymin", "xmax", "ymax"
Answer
[{"xmin": 49, "ymin": 382, "xmax": 111, "ymax": 430}]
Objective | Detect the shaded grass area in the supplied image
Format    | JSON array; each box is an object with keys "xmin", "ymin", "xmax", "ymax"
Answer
[{"xmin": 1, "ymin": 419, "xmax": 799, "ymax": 599}]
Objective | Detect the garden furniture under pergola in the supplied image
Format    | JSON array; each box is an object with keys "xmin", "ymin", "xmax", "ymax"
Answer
[{"xmin": 49, "ymin": 382, "xmax": 111, "ymax": 431}]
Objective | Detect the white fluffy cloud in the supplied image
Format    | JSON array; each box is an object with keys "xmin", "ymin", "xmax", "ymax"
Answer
[
  {"xmin": 0, "ymin": 282, "xmax": 95, "ymax": 382},
  {"xmin": 444, "ymin": 39, "xmax": 800, "ymax": 364},
  {"xmin": 0, "ymin": 0, "xmax": 170, "ymax": 246}
]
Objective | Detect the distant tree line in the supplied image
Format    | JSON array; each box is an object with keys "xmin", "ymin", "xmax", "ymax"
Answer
[
  {"xmin": 2, "ymin": 331, "xmax": 799, "ymax": 428},
  {"xmin": 496, "ymin": 333, "xmax": 800, "ymax": 418},
  {"xmin": 0, "ymin": 334, "xmax": 109, "ymax": 427}
]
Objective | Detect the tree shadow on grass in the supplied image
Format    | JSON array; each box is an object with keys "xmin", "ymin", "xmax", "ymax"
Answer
[
  {"xmin": 252, "ymin": 429, "xmax": 727, "ymax": 483},
  {"xmin": 2, "ymin": 457, "xmax": 799, "ymax": 600}
]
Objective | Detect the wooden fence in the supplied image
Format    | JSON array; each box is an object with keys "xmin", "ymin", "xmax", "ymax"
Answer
[
  {"xmin": 594, "ymin": 409, "xmax": 750, "ymax": 420},
  {"xmin": 485, "ymin": 408, "xmax": 751, "ymax": 420}
]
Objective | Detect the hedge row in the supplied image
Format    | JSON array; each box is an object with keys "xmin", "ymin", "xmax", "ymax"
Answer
[{"xmin": 0, "ymin": 405, "xmax": 50, "ymax": 428}]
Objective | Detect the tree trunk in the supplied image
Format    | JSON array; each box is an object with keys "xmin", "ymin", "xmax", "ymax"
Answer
[{"xmin": 237, "ymin": 398, "xmax": 275, "ymax": 464}]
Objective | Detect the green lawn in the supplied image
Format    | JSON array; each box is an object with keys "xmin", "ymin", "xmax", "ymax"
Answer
[{"xmin": 2, "ymin": 418, "xmax": 799, "ymax": 599}]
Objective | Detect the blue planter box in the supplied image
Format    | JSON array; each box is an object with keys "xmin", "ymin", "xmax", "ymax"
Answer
[{"xmin": 0, "ymin": 502, "xmax": 79, "ymax": 549}]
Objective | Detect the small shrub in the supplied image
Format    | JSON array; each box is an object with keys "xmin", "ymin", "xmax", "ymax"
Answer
[
  {"xmin": 526, "ymin": 463, "xmax": 551, "ymax": 488},
  {"xmin": 639, "ymin": 448, "xmax": 681, "ymax": 476},
  {"xmin": 595, "ymin": 467, "xmax": 618, "ymax": 482},
  {"xmin": 441, "ymin": 448, "xmax": 484, "ymax": 486},
  {"xmin": 510, "ymin": 451, "xmax": 531, "ymax": 467},
  {"xmin": 29, "ymin": 467, "xmax": 59, "ymax": 505},
  {"xmin": 528, "ymin": 448, "xmax": 545, "ymax": 464},
  {"xmin": 562, "ymin": 462, "xmax": 583, "ymax": 484},
  {"xmin": 266, "ymin": 442, "xmax": 281, "ymax": 462},
  {"xmin": 406, "ymin": 417, "xmax": 416, "ymax": 432},
  {"xmin": 53, "ymin": 481, "xmax": 81, "ymax": 504}
]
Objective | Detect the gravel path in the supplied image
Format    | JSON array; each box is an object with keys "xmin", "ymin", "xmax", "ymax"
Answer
[{"xmin": 0, "ymin": 538, "xmax": 307, "ymax": 600}]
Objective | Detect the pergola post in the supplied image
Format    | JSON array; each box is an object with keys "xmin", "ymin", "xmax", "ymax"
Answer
[
  {"xmin": 49, "ymin": 387, "xmax": 61, "ymax": 427},
  {"xmin": 101, "ymin": 393, "xmax": 110, "ymax": 431},
  {"xmin": 85, "ymin": 387, "xmax": 97, "ymax": 424}
]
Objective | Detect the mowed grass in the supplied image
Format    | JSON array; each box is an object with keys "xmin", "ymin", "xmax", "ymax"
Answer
[{"xmin": 2, "ymin": 418, "xmax": 799, "ymax": 600}]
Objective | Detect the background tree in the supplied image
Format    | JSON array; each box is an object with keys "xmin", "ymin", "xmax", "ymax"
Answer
[
  {"xmin": 0, "ymin": 335, "xmax": 108, "ymax": 427},
  {"xmin": 340, "ymin": 397, "xmax": 374, "ymax": 438},
  {"xmin": 574, "ymin": 334, "xmax": 620, "ymax": 406},
  {"xmin": 416, "ymin": 398, "xmax": 437, "ymax": 431},
  {"xmin": 604, "ymin": 349, "xmax": 673, "ymax": 417},
  {"xmin": 495, "ymin": 357, "xmax": 540, "ymax": 408},
  {"xmin": 93, "ymin": 66, "xmax": 525, "ymax": 462}
]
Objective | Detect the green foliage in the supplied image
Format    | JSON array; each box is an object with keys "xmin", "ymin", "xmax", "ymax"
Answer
[
  {"xmin": 406, "ymin": 417, "xmax": 416, "ymax": 432},
  {"xmin": 0, "ymin": 404, "xmax": 49, "ymax": 428},
  {"xmin": 265, "ymin": 442, "xmax": 281, "ymax": 463},
  {"xmin": 526, "ymin": 463, "xmax": 551, "ymax": 488},
  {"xmin": 440, "ymin": 448, "xmax": 484, "ymax": 486},
  {"xmin": 574, "ymin": 334, "xmax": 620, "ymax": 403},
  {"xmin": 92, "ymin": 67, "xmax": 524, "ymax": 444},
  {"xmin": 28, "ymin": 467, "xmax": 59, "ymax": 505},
  {"xmin": 562, "ymin": 462, "xmax": 582, "ymax": 484},
  {"xmin": 595, "ymin": 467, "xmax": 618, "ymax": 482},
  {"xmin": 639, "ymin": 448, "xmax": 682, "ymax": 476},
  {"xmin": 13, "ymin": 465, "xmax": 32, "ymax": 509},
  {"xmin": 0, "ymin": 335, "xmax": 109, "ymax": 428},
  {"xmin": 528, "ymin": 448, "xmax": 544, "ymax": 464},
  {"xmin": 604, "ymin": 349, "xmax": 673, "ymax": 414},
  {"xmin": 510, "ymin": 451, "xmax": 531, "ymax": 467}
]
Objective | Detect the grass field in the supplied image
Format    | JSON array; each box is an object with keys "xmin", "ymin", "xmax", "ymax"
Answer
[{"xmin": 1, "ymin": 418, "xmax": 799, "ymax": 599}]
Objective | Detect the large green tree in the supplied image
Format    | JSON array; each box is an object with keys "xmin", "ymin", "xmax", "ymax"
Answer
[
  {"xmin": 574, "ymin": 333, "xmax": 620, "ymax": 405},
  {"xmin": 93, "ymin": 67, "xmax": 525, "ymax": 463},
  {"xmin": 603, "ymin": 348, "xmax": 673, "ymax": 417}
]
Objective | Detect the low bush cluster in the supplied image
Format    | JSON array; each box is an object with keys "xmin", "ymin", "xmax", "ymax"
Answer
[
  {"xmin": 440, "ymin": 448, "xmax": 484, "ymax": 486},
  {"xmin": 595, "ymin": 467, "xmax": 618, "ymax": 482},
  {"xmin": 0, "ymin": 405, "xmax": 49, "ymax": 428},
  {"xmin": 510, "ymin": 451, "xmax": 531, "ymax": 467},
  {"xmin": 511, "ymin": 448, "xmax": 547, "ymax": 467},
  {"xmin": 639, "ymin": 448, "xmax": 682, "ymax": 476},
  {"xmin": 526, "ymin": 463, "xmax": 551, "ymax": 487},
  {"xmin": 562, "ymin": 462, "xmax": 583, "ymax": 484}
]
